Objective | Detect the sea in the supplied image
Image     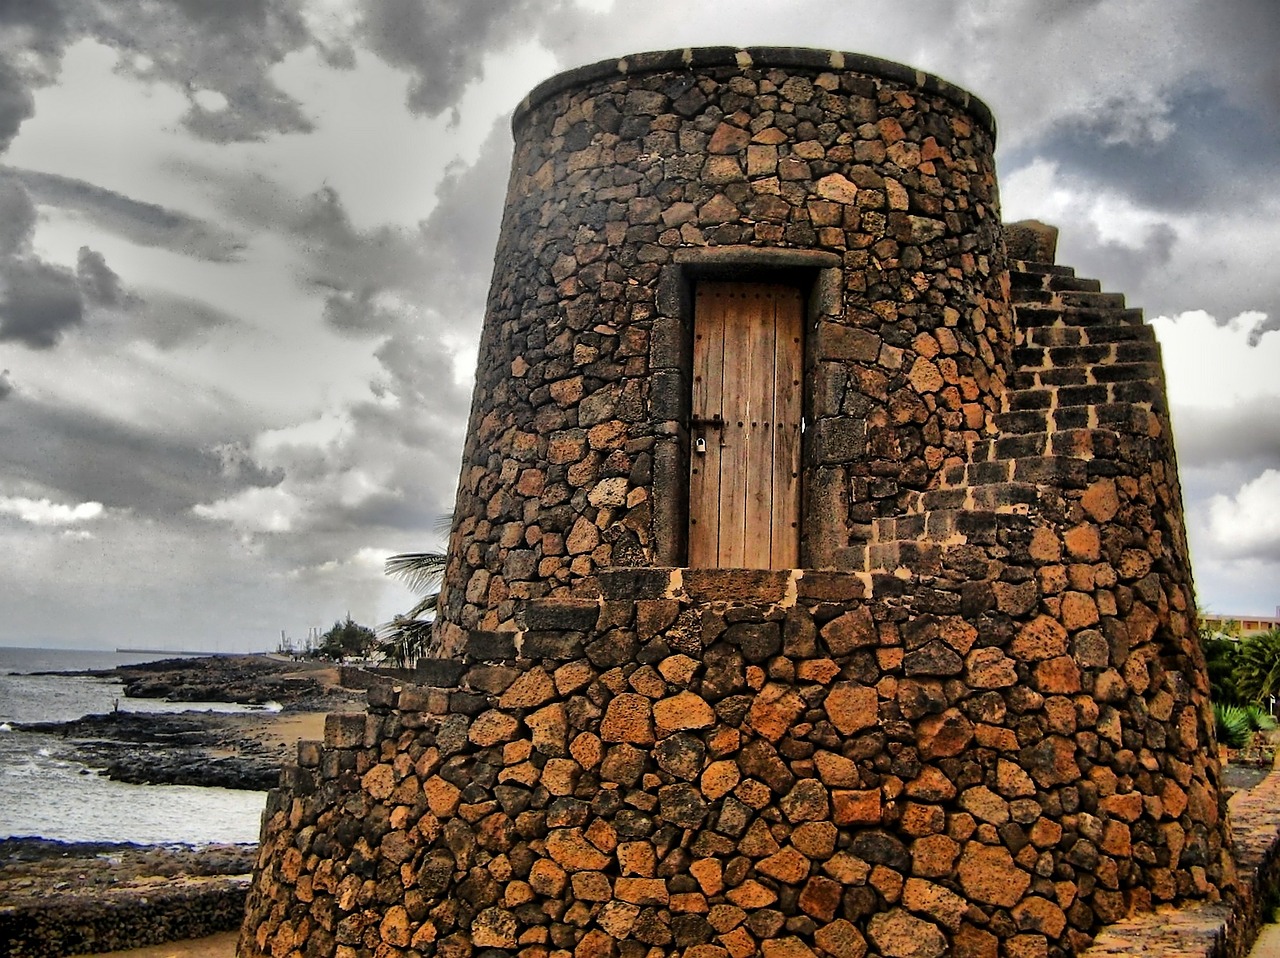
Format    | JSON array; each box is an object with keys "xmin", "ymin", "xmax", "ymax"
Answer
[{"xmin": 0, "ymin": 646, "xmax": 270, "ymax": 846}]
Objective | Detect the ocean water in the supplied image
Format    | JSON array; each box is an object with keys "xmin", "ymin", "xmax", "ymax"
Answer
[{"xmin": 0, "ymin": 646, "xmax": 270, "ymax": 845}]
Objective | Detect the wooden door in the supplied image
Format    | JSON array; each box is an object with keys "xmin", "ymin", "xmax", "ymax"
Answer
[{"xmin": 689, "ymin": 281, "xmax": 802, "ymax": 569}]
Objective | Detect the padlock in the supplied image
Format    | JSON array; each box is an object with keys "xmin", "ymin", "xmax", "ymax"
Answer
[{"xmin": 695, "ymin": 437, "xmax": 707, "ymax": 454}]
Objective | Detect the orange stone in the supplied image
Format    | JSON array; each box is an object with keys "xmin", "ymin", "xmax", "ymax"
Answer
[
  {"xmin": 814, "ymin": 919, "xmax": 868, "ymax": 958},
  {"xmin": 1063, "ymin": 523, "xmax": 1101, "ymax": 561},
  {"xmin": 654, "ymin": 690, "xmax": 716, "ymax": 735},
  {"xmin": 910, "ymin": 834, "xmax": 961, "ymax": 878},
  {"xmin": 690, "ymin": 858, "xmax": 724, "ymax": 896},
  {"xmin": 832, "ymin": 789, "xmax": 882, "ymax": 825},
  {"xmin": 498, "ymin": 667, "xmax": 556, "ymax": 708},
  {"xmin": 1081, "ymin": 478, "xmax": 1120, "ymax": 523},
  {"xmin": 1059, "ymin": 591, "xmax": 1099, "ymax": 630},
  {"xmin": 917, "ymin": 709, "xmax": 974, "ymax": 759},
  {"xmin": 825, "ymin": 683, "xmax": 879, "ymax": 735},
  {"xmin": 1010, "ymin": 615, "xmax": 1069, "ymax": 660},
  {"xmin": 958, "ymin": 844, "xmax": 1030, "ymax": 907},
  {"xmin": 615, "ymin": 877, "xmax": 670, "ymax": 905},
  {"xmin": 903, "ymin": 877, "xmax": 968, "ymax": 931},
  {"xmin": 702, "ymin": 760, "xmax": 742, "ymax": 801},
  {"xmin": 757, "ymin": 846, "xmax": 811, "ymax": 884},
  {"xmin": 600, "ymin": 693, "xmax": 655, "ymax": 744},
  {"xmin": 546, "ymin": 828, "xmax": 611, "ymax": 871},
  {"xmin": 749, "ymin": 684, "xmax": 807, "ymax": 742},
  {"xmin": 1034, "ymin": 656, "xmax": 1081, "ymax": 694},
  {"xmin": 726, "ymin": 879, "xmax": 778, "ymax": 908}
]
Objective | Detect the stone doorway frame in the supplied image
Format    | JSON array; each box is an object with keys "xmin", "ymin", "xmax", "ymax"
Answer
[{"xmin": 650, "ymin": 245, "xmax": 843, "ymax": 569}]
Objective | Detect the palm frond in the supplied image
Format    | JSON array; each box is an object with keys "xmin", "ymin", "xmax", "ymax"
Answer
[{"xmin": 385, "ymin": 551, "xmax": 447, "ymax": 594}]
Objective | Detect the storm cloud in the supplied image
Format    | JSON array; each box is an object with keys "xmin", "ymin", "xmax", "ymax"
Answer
[{"xmin": 4, "ymin": 167, "xmax": 247, "ymax": 262}]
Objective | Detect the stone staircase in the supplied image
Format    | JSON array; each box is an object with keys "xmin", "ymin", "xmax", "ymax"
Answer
[{"xmin": 861, "ymin": 259, "xmax": 1165, "ymax": 574}]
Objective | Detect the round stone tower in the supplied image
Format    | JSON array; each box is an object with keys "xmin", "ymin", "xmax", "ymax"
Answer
[
  {"xmin": 238, "ymin": 49, "xmax": 1234, "ymax": 958},
  {"xmin": 435, "ymin": 47, "xmax": 1013, "ymax": 651}
]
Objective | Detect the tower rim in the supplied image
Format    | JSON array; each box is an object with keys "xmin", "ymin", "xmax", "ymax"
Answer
[{"xmin": 513, "ymin": 45, "xmax": 997, "ymax": 140}]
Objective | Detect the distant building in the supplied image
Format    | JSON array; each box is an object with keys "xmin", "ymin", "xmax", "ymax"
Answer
[{"xmin": 1201, "ymin": 610, "xmax": 1280, "ymax": 637}]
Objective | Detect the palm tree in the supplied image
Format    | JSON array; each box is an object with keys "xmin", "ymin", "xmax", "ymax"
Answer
[
  {"xmin": 1232, "ymin": 628, "xmax": 1280, "ymax": 707},
  {"xmin": 378, "ymin": 550, "xmax": 447, "ymax": 668}
]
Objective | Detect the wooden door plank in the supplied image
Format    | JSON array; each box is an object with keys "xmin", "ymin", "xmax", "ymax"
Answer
[
  {"xmin": 743, "ymin": 286, "xmax": 777, "ymax": 568},
  {"xmin": 718, "ymin": 287, "xmax": 750, "ymax": 567},
  {"xmin": 688, "ymin": 285, "xmax": 725, "ymax": 568},
  {"xmin": 771, "ymin": 287, "xmax": 804, "ymax": 568}
]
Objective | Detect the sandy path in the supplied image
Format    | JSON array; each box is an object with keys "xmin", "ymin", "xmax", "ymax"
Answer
[
  {"xmin": 81, "ymin": 931, "xmax": 238, "ymax": 958},
  {"xmin": 236, "ymin": 710, "xmax": 328, "ymax": 751}
]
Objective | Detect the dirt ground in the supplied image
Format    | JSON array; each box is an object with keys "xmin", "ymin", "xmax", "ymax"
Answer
[{"xmin": 82, "ymin": 931, "xmax": 238, "ymax": 958}]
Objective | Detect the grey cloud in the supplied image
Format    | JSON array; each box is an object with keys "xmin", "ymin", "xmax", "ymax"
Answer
[
  {"xmin": 358, "ymin": 0, "xmax": 572, "ymax": 117},
  {"xmin": 0, "ymin": 177, "xmax": 35, "ymax": 256},
  {"xmin": 1049, "ymin": 222, "xmax": 1179, "ymax": 315},
  {"xmin": 4, "ymin": 167, "xmax": 246, "ymax": 262},
  {"xmin": 76, "ymin": 247, "xmax": 122, "ymax": 306},
  {"xmin": 1171, "ymin": 398, "xmax": 1280, "ymax": 475},
  {"xmin": 1027, "ymin": 85, "xmax": 1280, "ymax": 213},
  {"xmin": 0, "ymin": 0, "xmax": 325, "ymax": 145},
  {"xmin": 0, "ymin": 257, "xmax": 83, "ymax": 348},
  {"xmin": 84, "ymin": 0, "xmax": 318, "ymax": 142},
  {"xmin": 1186, "ymin": 0, "xmax": 1280, "ymax": 131},
  {"xmin": 0, "ymin": 391, "xmax": 278, "ymax": 516},
  {"xmin": 129, "ymin": 292, "xmax": 241, "ymax": 350},
  {"xmin": 0, "ymin": 369, "xmax": 12, "ymax": 400},
  {"xmin": 180, "ymin": 85, "xmax": 314, "ymax": 144},
  {"xmin": 0, "ymin": 55, "xmax": 35, "ymax": 153}
]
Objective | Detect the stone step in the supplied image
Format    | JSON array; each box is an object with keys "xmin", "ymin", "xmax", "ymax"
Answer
[
  {"xmin": 1009, "ymin": 288, "xmax": 1126, "ymax": 309},
  {"xmin": 1010, "ymin": 360, "xmax": 1165, "ymax": 391},
  {"xmin": 940, "ymin": 454, "xmax": 1090, "ymax": 490},
  {"xmin": 860, "ymin": 510, "xmax": 1034, "ymax": 573},
  {"xmin": 1010, "ymin": 267, "xmax": 1102, "ymax": 293},
  {"xmin": 1022, "ymin": 323, "xmax": 1155, "ymax": 348},
  {"xmin": 1012, "ymin": 339, "xmax": 1162, "ymax": 371},
  {"xmin": 1004, "ymin": 379, "xmax": 1166, "ymax": 412},
  {"xmin": 872, "ymin": 508, "xmax": 1013, "ymax": 544},
  {"xmin": 994, "ymin": 403, "xmax": 1157, "ymax": 436},
  {"xmin": 901, "ymin": 481, "xmax": 1040, "ymax": 514},
  {"xmin": 1014, "ymin": 305, "xmax": 1146, "ymax": 328},
  {"xmin": 1009, "ymin": 260, "xmax": 1077, "ymax": 277},
  {"xmin": 968, "ymin": 428, "xmax": 1128, "ymax": 464}
]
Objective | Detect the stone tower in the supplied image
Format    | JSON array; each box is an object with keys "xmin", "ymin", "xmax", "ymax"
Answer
[{"xmin": 239, "ymin": 49, "xmax": 1233, "ymax": 958}]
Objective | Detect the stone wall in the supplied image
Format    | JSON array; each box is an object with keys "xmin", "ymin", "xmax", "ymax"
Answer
[
  {"xmin": 5, "ymin": 878, "xmax": 248, "ymax": 958},
  {"xmin": 239, "ymin": 549, "xmax": 1225, "ymax": 958}
]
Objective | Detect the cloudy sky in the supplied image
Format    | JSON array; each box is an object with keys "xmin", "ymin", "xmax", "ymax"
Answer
[{"xmin": 0, "ymin": 1, "xmax": 1276, "ymax": 652}]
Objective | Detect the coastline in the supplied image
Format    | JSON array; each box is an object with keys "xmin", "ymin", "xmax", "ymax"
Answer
[
  {"xmin": 1, "ymin": 655, "xmax": 384, "ymax": 957},
  {"xmin": 1, "ymin": 704, "xmax": 334, "ymax": 958}
]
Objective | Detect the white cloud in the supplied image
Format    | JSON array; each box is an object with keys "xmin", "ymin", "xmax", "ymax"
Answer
[
  {"xmin": 1153, "ymin": 311, "xmax": 1279, "ymax": 410},
  {"xmin": 1207, "ymin": 470, "xmax": 1280, "ymax": 560},
  {"xmin": 192, "ymin": 486, "xmax": 302, "ymax": 533},
  {"xmin": 0, "ymin": 496, "xmax": 103, "ymax": 525}
]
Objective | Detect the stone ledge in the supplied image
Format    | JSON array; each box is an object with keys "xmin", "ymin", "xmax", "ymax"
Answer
[
  {"xmin": 514, "ymin": 46, "xmax": 997, "ymax": 137},
  {"xmin": 1083, "ymin": 754, "xmax": 1280, "ymax": 958}
]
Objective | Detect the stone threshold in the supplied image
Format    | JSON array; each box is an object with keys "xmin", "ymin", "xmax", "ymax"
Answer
[{"xmin": 1083, "ymin": 752, "xmax": 1280, "ymax": 957}]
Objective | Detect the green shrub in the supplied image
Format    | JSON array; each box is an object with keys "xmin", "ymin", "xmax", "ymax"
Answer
[
  {"xmin": 1215, "ymin": 703, "xmax": 1254, "ymax": 749},
  {"xmin": 1215, "ymin": 702, "xmax": 1277, "ymax": 749}
]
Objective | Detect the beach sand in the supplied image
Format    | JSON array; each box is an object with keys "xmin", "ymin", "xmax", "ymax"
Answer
[
  {"xmin": 82, "ymin": 931, "xmax": 238, "ymax": 958},
  {"xmin": 234, "ymin": 710, "xmax": 328, "ymax": 752}
]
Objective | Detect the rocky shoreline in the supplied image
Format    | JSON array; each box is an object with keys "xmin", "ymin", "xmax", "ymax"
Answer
[
  {"xmin": 0, "ymin": 838, "xmax": 255, "ymax": 958},
  {"xmin": 1, "ymin": 656, "xmax": 380, "ymax": 957},
  {"xmin": 14, "ymin": 655, "xmax": 366, "ymax": 791}
]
